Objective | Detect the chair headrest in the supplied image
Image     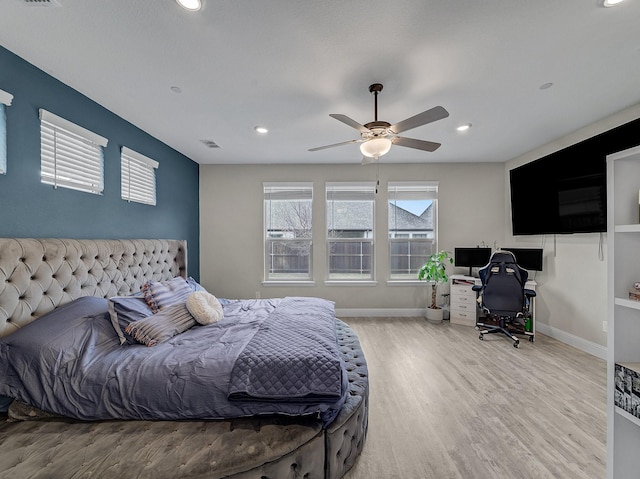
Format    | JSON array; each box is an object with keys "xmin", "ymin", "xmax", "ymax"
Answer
[{"xmin": 489, "ymin": 250, "xmax": 517, "ymax": 264}]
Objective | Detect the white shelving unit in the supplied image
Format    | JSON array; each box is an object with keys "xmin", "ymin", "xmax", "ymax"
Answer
[{"xmin": 607, "ymin": 144, "xmax": 640, "ymax": 479}]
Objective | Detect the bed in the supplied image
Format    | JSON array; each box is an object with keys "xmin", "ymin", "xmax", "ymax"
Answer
[{"xmin": 0, "ymin": 238, "xmax": 369, "ymax": 479}]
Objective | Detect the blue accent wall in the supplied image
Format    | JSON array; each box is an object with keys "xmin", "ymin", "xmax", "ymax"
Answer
[{"xmin": 0, "ymin": 46, "xmax": 200, "ymax": 279}]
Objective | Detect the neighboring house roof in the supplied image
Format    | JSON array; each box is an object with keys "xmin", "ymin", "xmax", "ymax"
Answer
[
  {"xmin": 327, "ymin": 201, "xmax": 373, "ymax": 231},
  {"xmin": 390, "ymin": 203, "xmax": 433, "ymax": 231}
]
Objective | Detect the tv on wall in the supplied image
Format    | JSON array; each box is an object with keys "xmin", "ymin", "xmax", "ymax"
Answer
[{"xmin": 509, "ymin": 116, "xmax": 640, "ymax": 236}]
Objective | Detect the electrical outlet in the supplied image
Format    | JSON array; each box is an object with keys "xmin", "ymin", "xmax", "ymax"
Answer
[{"xmin": 603, "ymin": 320, "xmax": 608, "ymax": 333}]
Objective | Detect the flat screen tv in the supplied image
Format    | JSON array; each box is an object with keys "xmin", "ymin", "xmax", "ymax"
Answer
[
  {"xmin": 454, "ymin": 247, "xmax": 492, "ymax": 276},
  {"xmin": 509, "ymin": 116, "xmax": 640, "ymax": 236},
  {"xmin": 500, "ymin": 247, "xmax": 543, "ymax": 271}
]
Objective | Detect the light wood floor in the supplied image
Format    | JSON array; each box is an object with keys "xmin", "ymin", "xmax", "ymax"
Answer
[{"xmin": 342, "ymin": 317, "xmax": 606, "ymax": 479}]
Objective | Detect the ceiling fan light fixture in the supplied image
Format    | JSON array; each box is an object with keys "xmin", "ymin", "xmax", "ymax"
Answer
[
  {"xmin": 601, "ymin": 0, "xmax": 624, "ymax": 6},
  {"xmin": 176, "ymin": 0, "xmax": 202, "ymax": 11},
  {"xmin": 360, "ymin": 138, "xmax": 392, "ymax": 159}
]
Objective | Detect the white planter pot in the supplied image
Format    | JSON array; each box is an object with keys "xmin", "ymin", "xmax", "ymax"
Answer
[{"xmin": 425, "ymin": 307, "xmax": 444, "ymax": 323}]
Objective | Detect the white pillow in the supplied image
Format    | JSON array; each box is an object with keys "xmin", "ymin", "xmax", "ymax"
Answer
[{"xmin": 186, "ymin": 291, "xmax": 224, "ymax": 325}]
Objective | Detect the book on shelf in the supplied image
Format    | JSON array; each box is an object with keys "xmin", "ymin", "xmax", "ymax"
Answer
[{"xmin": 615, "ymin": 362, "xmax": 640, "ymax": 419}]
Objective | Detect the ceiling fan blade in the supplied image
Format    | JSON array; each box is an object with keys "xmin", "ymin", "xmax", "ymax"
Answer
[
  {"xmin": 389, "ymin": 106, "xmax": 449, "ymax": 134},
  {"xmin": 308, "ymin": 139, "xmax": 362, "ymax": 152},
  {"xmin": 392, "ymin": 136, "xmax": 442, "ymax": 152},
  {"xmin": 329, "ymin": 114, "xmax": 371, "ymax": 133}
]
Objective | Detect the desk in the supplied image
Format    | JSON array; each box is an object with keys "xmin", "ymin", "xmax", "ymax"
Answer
[{"xmin": 449, "ymin": 274, "xmax": 537, "ymax": 340}]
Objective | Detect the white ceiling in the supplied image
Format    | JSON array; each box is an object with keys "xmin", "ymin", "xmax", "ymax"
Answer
[{"xmin": 1, "ymin": 0, "xmax": 639, "ymax": 166}]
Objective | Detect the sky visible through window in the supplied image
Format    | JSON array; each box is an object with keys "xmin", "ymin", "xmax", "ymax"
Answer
[{"xmin": 392, "ymin": 200, "xmax": 432, "ymax": 216}]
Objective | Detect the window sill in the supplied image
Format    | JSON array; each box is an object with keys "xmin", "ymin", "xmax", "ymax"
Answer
[
  {"xmin": 386, "ymin": 280, "xmax": 425, "ymax": 286},
  {"xmin": 324, "ymin": 280, "xmax": 378, "ymax": 287},
  {"xmin": 262, "ymin": 280, "xmax": 315, "ymax": 287}
]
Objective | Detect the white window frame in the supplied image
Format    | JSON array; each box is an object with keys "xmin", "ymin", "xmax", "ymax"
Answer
[
  {"xmin": 0, "ymin": 89, "xmax": 13, "ymax": 175},
  {"xmin": 121, "ymin": 146, "xmax": 159, "ymax": 206},
  {"xmin": 326, "ymin": 181, "xmax": 376, "ymax": 284},
  {"xmin": 40, "ymin": 109, "xmax": 107, "ymax": 194},
  {"xmin": 263, "ymin": 182, "xmax": 314, "ymax": 284},
  {"xmin": 388, "ymin": 181, "xmax": 439, "ymax": 283}
]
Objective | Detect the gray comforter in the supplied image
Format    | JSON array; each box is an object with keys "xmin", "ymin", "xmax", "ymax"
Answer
[
  {"xmin": 229, "ymin": 297, "xmax": 345, "ymax": 403},
  {"xmin": 0, "ymin": 296, "xmax": 347, "ymax": 426}
]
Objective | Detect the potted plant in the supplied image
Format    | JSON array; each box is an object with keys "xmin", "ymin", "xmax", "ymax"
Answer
[{"xmin": 417, "ymin": 250, "xmax": 453, "ymax": 323}]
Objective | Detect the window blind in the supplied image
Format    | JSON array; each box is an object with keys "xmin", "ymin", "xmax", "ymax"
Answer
[
  {"xmin": 326, "ymin": 182, "xmax": 376, "ymax": 201},
  {"xmin": 40, "ymin": 109, "xmax": 107, "ymax": 194},
  {"xmin": 263, "ymin": 182, "xmax": 313, "ymax": 201},
  {"xmin": 121, "ymin": 146, "xmax": 159, "ymax": 205},
  {"xmin": 388, "ymin": 181, "xmax": 438, "ymax": 201},
  {"xmin": 0, "ymin": 89, "xmax": 13, "ymax": 107},
  {"xmin": 0, "ymin": 89, "xmax": 13, "ymax": 175}
]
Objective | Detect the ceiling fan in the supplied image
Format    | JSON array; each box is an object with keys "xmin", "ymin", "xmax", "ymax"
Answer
[{"xmin": 309, "ymin": 83, "xmax": 449, "ymax": 164}]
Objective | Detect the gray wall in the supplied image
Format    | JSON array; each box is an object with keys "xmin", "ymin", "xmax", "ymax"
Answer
[
  {"xmin": 200, "ymin": 99, "xmax": 640, "ymax": 356},
  {"xmin": 199, "ymin": 162, "xmax": 505, "ymax": 310},
  {"xmin": 0, "ymin": 46, "xmax": 200, "ymax": 278}
]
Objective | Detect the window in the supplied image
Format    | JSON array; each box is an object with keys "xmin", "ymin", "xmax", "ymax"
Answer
[
  {"xmin": 0, "ymin": 89, "xmax": 12, "ymax": 175},
  {"xmin": 264, "ymin": 182, "xmax": 313, "ymax": 282},
  {"xmin": 121, "ymin": 147, "xmax": 159, "ymax": 205},
  {"xmin": 40, "ymin": 109, "xmax": 107, "ymax": 194},
  {"xmin": 326, "ymin": 182, "xmax": 376, "ymax": 281},
  {"xmin": 388, "ymin": 181, "xmax": 438, "ymax": 280}
]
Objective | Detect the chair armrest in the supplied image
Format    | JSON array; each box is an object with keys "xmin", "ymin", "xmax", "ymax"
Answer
[
  {"xmin": 472, "ymin": 285, "xmax": 482, "ymax": 292},
  {"xmin": 524, "ymin": 289, "xmax": 536, "ymax": 298}
]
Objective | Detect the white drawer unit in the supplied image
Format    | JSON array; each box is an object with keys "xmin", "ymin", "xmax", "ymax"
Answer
[{"xmin": 449, "ymin": 275, "xmax": 478, "ymax": 326}]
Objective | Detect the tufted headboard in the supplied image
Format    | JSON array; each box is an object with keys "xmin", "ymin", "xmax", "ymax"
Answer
[{"xmin": 0, "ymin": 238, "xmax": 187, "ymax": 338}]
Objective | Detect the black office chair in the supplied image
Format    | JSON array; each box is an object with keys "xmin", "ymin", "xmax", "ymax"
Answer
[{"xmin": 472, "ymin": 250, "xmax": 536, "ymax": 348}]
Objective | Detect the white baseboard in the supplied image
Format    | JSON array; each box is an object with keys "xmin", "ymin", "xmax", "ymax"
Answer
[
  {"xmin": 336, "ymin": 308, "xmax": 424, "ymax": 318},
  {"xmin": 534, "ymin": 322, "xmax": 607, "ymax": 360},
  {"xmin": 336, "ymin": 308, "xmax": 607, "ymax": 360}
]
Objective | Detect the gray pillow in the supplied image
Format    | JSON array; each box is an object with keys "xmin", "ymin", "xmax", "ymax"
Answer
[
  {"xmin": 108, "ymin": 294, "xmax": 154, "ymax": 345},
  {"xmin": 125, "ymin": 302, "xmax": 196, "ymax": 347},
  {"xmin": 187, "ymin": 276, "xmax": 208, "ymax": 292},
  {"xmin": 143, "ymin": 277, "xmax": 192, "ymax": 313}
]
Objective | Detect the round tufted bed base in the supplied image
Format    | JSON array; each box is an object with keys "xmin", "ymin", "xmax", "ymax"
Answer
[
  {"xmin": 0, "ymin": 238, "xmax": 368, "ymax": 479},
  {"xmin": 0, "ymin": 319, "xmax": 368, "ymax": 479}
]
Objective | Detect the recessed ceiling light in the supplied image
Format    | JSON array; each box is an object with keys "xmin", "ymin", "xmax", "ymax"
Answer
[
  {"xmin": 254, "ymin": 126, "xmax": 269, "ymax": 134},
  {"xmin": 170, "ymin": 86, "xmax": 182, "ymax": 93},
  {"xmin": 539, "ymin": 82, "xmax": 553, "ymax": 90},
  {"xmin": 601, "ymin": 0, "xmax": 624, "ymax": 7},
  {"xmin": 456, "ymin": 123, "xmax": 472, "ymax": 132},
  {"xmin": 176, "ymin": 0, "xmax": 202, "ymax": 11}
]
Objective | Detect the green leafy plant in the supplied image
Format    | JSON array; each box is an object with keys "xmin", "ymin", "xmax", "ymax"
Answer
[{"xmin": 418, "ymin": 250, "xmax": 453, "ymax": 309}]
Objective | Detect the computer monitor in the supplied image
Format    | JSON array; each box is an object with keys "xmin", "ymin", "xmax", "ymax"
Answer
[
  {"xmin": 454, "ymin": 247, "xmax": 492, "ymax": 277},
  {"xmin": 500, "ymin": 247, "xmax": 543, "ymax": 271}
]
